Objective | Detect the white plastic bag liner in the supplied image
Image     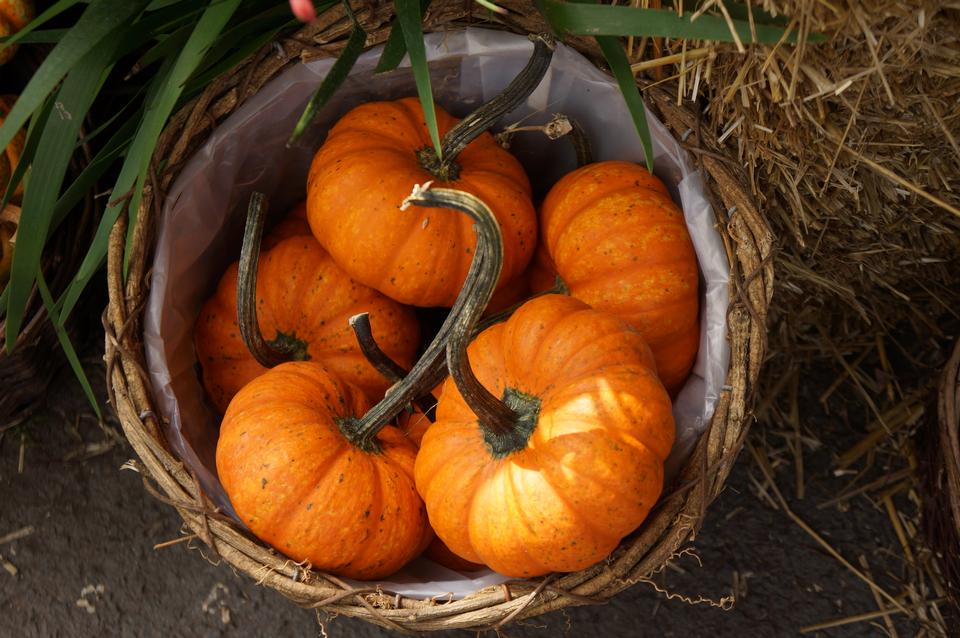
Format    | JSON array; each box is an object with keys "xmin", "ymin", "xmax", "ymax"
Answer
[{"xmin": 144, "ymin": 28, "xmax": 730, "ymax": 599}]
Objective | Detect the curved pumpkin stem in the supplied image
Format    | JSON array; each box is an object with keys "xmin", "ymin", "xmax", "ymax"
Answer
[
  {"xmin": 418, "ymin": 34, "xmax": 555, "ymax": 180},
  {"xmin": 349, "ymin": 312, "xmax": 437, "ymax": 421},
  {"xmin": 345, "ymin": 184, "xmax": 507, "ymax": 450},
  {"xmin": 495, "ymin": 114, "xmax": 594, "ymax": 168},
  {"xmin": 237, "ymin": 192, "xmax": 308, "ymax": 367}
]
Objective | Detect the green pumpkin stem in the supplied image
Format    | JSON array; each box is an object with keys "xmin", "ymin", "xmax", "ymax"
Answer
[
  {"xmin": 349, "ymin": 312, "xmax": 437, "ymax": 421},
  {"xmin": 237, "ymin": 192, "xmax": 309, "ymax": 367},
  {"xmin": 418, "ymin": 34, "xmax": 555, "ymax": 180},
  {"xmin": 346, "ymin": 184, "xmax": 510, "ymax": 448}
]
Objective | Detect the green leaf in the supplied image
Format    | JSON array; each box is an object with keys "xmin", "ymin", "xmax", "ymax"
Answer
[
  {"xmin": 0, "ymin": 0, "xmax": 151, "ymax": 154},
  {"xmin": 52, "ymin": 117, "xmax": 139, "ymax": 233},
  {"xmin": 288, "ymin": 0, "xmax": 367, "ymax": 146},
  {"xmin": 395, "ymin": 0, "xmax": 441, "ymax": 157},
  {"xmin": 596, "ymin": 36, "xmax": 654, "ymax": 173},
  {"xmin": 374, "ymin": 0, "xmax": 432, "ymax": 74},
  {"xmin": 58, "ymin": 0, "xmax": 243, "ymax": 325},
  {"xmin": 0, "ymin": 29, "xmax": 69, "ymax": 44},
  {"xmin": 0, "ymin": 0, "xmax": 83, "ymax": 54},
  {"xmin": 540, "ymin": 0, "xmax": 818, "ymax": 43},
  {"xmin": 36, "ymin": 271, "xmax": 102, "ymax": 420},
  {"xmin": 1, "ymin": 94, "xmax": 56, "ymax": 212},
  {"xmin": 4, "ymin": 36, "xmax": 118, "ymax": 350}
]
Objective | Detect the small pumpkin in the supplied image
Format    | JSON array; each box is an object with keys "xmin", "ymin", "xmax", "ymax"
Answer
[
  {"xmin": 0, "ymin": 95, "xmax": 26, "ymax": 203},
  {"xmin": 305, "ymin": 38, "xmax": 555, "ymax": 307},
  {"xmin": 194, "ymin": 234, "xmax": 420, "ymax": 413},
  {"xmin": 0, "ymin": 1, "xmax": 33, "ymax": 66},
  {"xmin": 403, "ymin": 186, "xmax": 675, "ymax": 577},
  {"xmin": 417, "ymin": 294, "xmax": 675, "ymax": 577},
  {"xmin": 217, "ymin": 361, "xmax": 431, "ymax": 579},
  {"xmin": 540, "ymin": 160, "xmax": 700, "ymax": 393}
]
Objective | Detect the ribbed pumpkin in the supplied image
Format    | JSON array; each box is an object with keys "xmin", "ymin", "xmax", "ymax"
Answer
[
  {"xmin": 540, "ymin": 161, "xmax": 699, "ymax": 393},
  {"xmin": 217, "ymin": 361, "xmax": 430, "ymax": 579},
  {"xmin": 416, "ymin": 293, "xmax": 676, "ymax": 577},
  {"xmin": 0, "ymin": 1, "xmax": 32, "ymax": 66},
  {"xmin": 306, "ymin": 97, "xmax": 536, "ymax": 307},
  {"xmin": 0, "ymin": 95, "xmax": 26, "ymax": 203},
  {"xmin": 194, "ymin": 235, "xmax": 419, "ymax": 413}
]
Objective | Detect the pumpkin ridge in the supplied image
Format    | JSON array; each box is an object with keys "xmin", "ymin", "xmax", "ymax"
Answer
[
  {"xmin": 495, "ymin": 461, "xmax": 556, "ymax": 574},
  {"xmin": 544, "ymin": 182, "xmax": 669, "ymax": 251},
  {"xmin": 505, "ymin": 305, "xmax": 598, "ymax": 392},
  {"xmin": 270, "ymin": 442, "xmax": 353, "ymax": 542},
  {"xmin": 334, "ymin": 452, "xmax": 386, "ymax": 572},
  {"xmin": 521, "ymin": 447, "xmax": 626, "ymax": 549}
]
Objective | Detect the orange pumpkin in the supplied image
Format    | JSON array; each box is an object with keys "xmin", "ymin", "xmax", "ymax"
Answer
[
  {"xmin": 306, "ymin": 97, "xmax": 536, "ymax": 307},
  {"xmin": 0, "ymin": 95, "xmax": 26, "ymax": 203},
  {"xmin": 194, "ymin": 235, "xmax": 419, "ymax": 412},
  {"xmin": 304, "ymin": 37, "xmax": 556, "ymax": 309},
  {"xmin": 0, "ymin": 202, "xmax": 19, "ymax": 284},
  {"xmin": 217, "ymin": 361, "xmax": 431, "ymax": 579},
  {"xmin": 261, "ymin": 201, "xmax": 310, "ymax": 251},
  {"xmin": 540, "ymin": 161, "xmax": 699, "ymax": 393},
  {"xmin": 416, "ymin": 294, "xmax": 675, "ymax": 577},
  {"xmin": 0, "ymin": 1, "xmax": 32, "ymax": 66}
]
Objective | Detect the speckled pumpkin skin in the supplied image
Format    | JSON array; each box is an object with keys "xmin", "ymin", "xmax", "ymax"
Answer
[
  {"xmin": 194, "ymin": 236, "xmax": 419, "ymax": 413},
  {"xmin": 217, "ymin": 362, "xmax": 431, "ymax": 580},
  {"xmin": 541, "ymin": 161, "xmax": 700, "ymax": 393},
  {"xmin": 415, "ymin": 295, "xmax": 675, "ymax": 577},
  {"xmin": 0, "ymin": 1, "xmax": 33, "ymax": 65},
  {"xmin": 306, "ymin": 97, "xmax": 536, "ymax": 307},
  {"xmin": 0, "ymin": 96, "xmax": 26, "ymax": 203}
]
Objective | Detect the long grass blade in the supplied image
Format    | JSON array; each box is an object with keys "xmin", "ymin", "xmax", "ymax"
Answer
[
  {"xmin": 4, "ymin": 37, "xmax": 118, "ymax": 349},
  {"xmin": 374, "ymin": 0, "xmax": 432, "ymax": 74},
  {"xmin": 36, "ymin": 271, "xmax": 102, "ymax": 419},
  {"xmin": 287, "ymin": 0, "xmax": 366, "ymax": 146},
  {"xmin": 0, "ymin": 0, "xmax": 150, "ymax": 154},
  {"xmin": 540, "ymin": 0, "xmax": 820, "ymax": 43},
  {"xmin": 395, "ymin": 0, "xmax": 441, "ymax": 157},
  {"xmin": 53, "ymin": 119, "xmax": 139, "ymax": 234},
  {"xmin": 1, "ymin": 94, "xmax": 56, "ymax": 211},
  {"xmin": 596, "ymin": 36, "xmax": 654, "ymax": 172},
  {"xmin": 57, "ymin": 0, "xmax": 243, "ymax": 325}
]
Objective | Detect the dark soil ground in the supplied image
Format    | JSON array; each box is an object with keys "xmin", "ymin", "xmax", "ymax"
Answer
[{"xmin": 0, "ymin": 337, "xmax": 936, "ymax": 637}]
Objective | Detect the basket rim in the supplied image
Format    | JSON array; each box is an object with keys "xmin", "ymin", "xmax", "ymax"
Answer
[{"xmin": 103, "ymin": 2, "xmax": 774, "ymax": 632}]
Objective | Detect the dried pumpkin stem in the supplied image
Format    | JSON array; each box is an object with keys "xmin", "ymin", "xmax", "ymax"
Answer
[
  {"xmin": 418, "ymin": 34, "xmax": 555, "ymax": 181},
  {"xmin": 345, "ymin": 184, "xmax": 507, "ymax": 448},
  {"xmin": 402, "ymin": 188, "xmax": 534, "ymax": 449},
  {"xmin": 496, "ymin": 114, "xmax": 594, "ymax": 167},
  {"xmin": 348, "ymin": 312, "xmax": 437, "ymax": 421},
  {"xmin": 237, "ymin": 192, "xmax": 307, "ymax": 367}
]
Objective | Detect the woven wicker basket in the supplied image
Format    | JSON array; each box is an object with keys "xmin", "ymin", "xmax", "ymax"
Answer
[
  {"xmin": 104, "ymin": 1, "xmax": 772, "ymax": 631},
  {"xmin": 924, "ymin": 340, "xmax": 960, "ymax": 610}
]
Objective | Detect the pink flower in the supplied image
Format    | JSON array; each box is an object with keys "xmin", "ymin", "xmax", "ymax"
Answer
[{"xmin": 289, "ymin": 0, "xmax": 317, "ymax": 22}]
